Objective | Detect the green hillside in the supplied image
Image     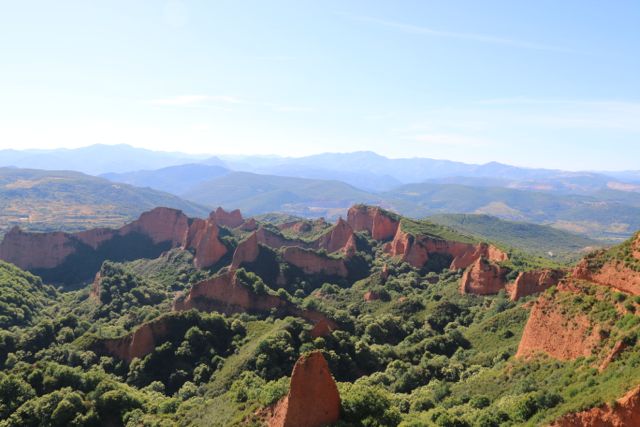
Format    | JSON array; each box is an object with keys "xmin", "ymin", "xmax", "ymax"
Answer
[
  {"xmin": 429, "ymin": 214, "xmax": 601, "ymax": 262},
  {"xmin": 0, "ymin": 168, "xmax": 209, "ymax": 233},
  {"xmin": 182, "ymin": 171, "xmax": 381, "ymax": 217},
  {"xmin": 385, "ymin": 182, "xmax": 640, "ymax": 240}
]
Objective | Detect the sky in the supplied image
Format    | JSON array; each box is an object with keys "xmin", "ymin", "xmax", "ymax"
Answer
[{"xmin": 0, "ymin": 0, "xmax": 639, "ymax": 170}]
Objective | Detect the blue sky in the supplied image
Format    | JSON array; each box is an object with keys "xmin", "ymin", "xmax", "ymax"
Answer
[{"xmin": 1, "ymin": 0, "xmax": 639, "ymax": 170}]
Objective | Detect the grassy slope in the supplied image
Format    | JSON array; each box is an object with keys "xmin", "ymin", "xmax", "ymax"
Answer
[{"xmin": 429, "ymin": 213, "xmax": 601, "ymax": 262}]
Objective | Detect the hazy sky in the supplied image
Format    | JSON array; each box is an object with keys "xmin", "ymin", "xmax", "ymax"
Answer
[{"xmin": 1, "ymin": 1, "xmax": 639, "ymax": 170}]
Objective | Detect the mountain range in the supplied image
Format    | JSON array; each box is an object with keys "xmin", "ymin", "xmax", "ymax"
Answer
[{"xmin": 3, "ymin": 145, "xmax": 640, "ymax": 240}]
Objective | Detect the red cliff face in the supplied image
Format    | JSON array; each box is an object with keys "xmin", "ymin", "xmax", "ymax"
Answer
[
  {"xmin": 174, "ymin": 271, "xmax": 286, "ymax": 314},
  {"xmin": 573, "ymin": 258, "xmax": 640, "ymax": 296},
  {"xmin": 99, "ymin": 317, "xmax": 171, "ymax": 363},
  {"xmin": 459, "ymin": 257, "xmax": 508, "ymax": 295},
  {"xmin": 182, "ymin": 217, "xmax": 229, "ymax": 269},
  {"xmin": 516, "ymin": 294, "xmax": 601, "ymax": 361},
  {"xmin": 313, "ymin": 218, "xmax": 357, "ymax": 255},
  {"xmin": 551, "ymin": 386, "xmax": 640, "ymax": 427},
  {"xmin": 282, "ymin": 247, "xmax": 348, "ymax": 277},
  {"xmin": 230, "ymin": 232, "xmax": 260, "ymax": 269},
  {"xmin": 239, "ymin": 217, "xmax": 258, "ymax": 231},
  {"xmin": 269, "ymin": 351, "xmax": 341, "ymax": 427},
  {"xmin": 347, "ymin": 205, "xmax": 399, "ymax": 241},
  {"xmin": 211, "ymin": 207, "xmax": 244, "ymax": 228},
  {"xmin": 0, "ymin": 227, "xmax": 78, "ymax": 270},
  {"xmin": 174, "ymin": 271, "xmax": 337, "ymax": 334},
  {"xmin": 119, "ymin": 207, "xmax": 190, "ymax": 246},
  {"xmin": 0, "ymin": 207, "xmax": 229, "ymax": 272},
  {"xmin": 509, "ymin": 269, "xmax": 566, "ymax": 301},
  {"xmin": 385, "ymin": 226, "xmax": 507, "ymax": 271}
]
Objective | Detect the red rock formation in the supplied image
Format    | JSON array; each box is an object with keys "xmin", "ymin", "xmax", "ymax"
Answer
[
  {"xmin": 313, "ymin": 218, "xmax": 357, "ymax": 254},
  {"xmin": 119, "ymin": 207, "xmax": 190, "ymax": 246},
  {"xmin": 174, "ymin": 271, "xmax": 338, "ymax": 333},
  {"xmin": 363, "ymin": 291, "xmax": 380, "ymax": 302},
  {"xmin": 347, "ymin": 205, "xmax": 399, "ymax": 241},
  {"xmin": 310, "ymin": 319, "xmax": 335, "ymax": 338},
  {"xmin": 599, "ymin": 340, "xmax": 628, "ymax": 372},
  {"xmin": 100, "ymin": 317, "xmax": 171, "ymax": 363},
  {"xmin": 184, "ymin": 218, "xmax": 228, "ymax": 269},
  {"xmin": 574, "ymin": 258, "xmax": 640, "ymax": 296},
  {"xmin": 0, "ymin": 227, "xmax": 78, "ymax": 270},
  {"xmin": 211, "ymin": 207, "xmax": 244, "ymax": 228},
  {"xmin": 231, "ymin": 232, "xmax": 260, "ymax": 269},
  {"xmin": 269, "ymin": 351, "xmax": 341, "ymax": 427},
  {"xmin": 239, "ymin": 217, "xmax": 258, "ymax": 231},
  {"xmin": 385, "ymin": 225, "xmax": 507, "ymax": 271},
  {"xmin": 282, "ymin": 247, "xmax": 348, "ymax": 277},
  {"xmin": 0, "ymin": 207, "xmax": 229, "ymax": 272},
  {"xmin": 255, "ymin": 226, "xmax": 305, "ymax": 250},
  {"xmin": 551, "ymin": 385, "xmax": 640, "ymax": 427},
  {"xmin": 516, "ymin": 294, "xmax": 601, "ymax": 360},
  {"xmin": 174, "ymin": 271, "xmax": 286, "ymax": 314},
  {"xmin": 509, "ymin": 269, "xmax": 566, "ymax": 301},
  {"xmin": 459, "ymin": 257, "xmax": 508, "ymax": 295}
]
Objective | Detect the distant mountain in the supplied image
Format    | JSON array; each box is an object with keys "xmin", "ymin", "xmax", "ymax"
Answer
[
  {"xmin": 181, "ymin": 171, "xmax": 382, "ymax": 218},
  {"xmin": 102, "ymin": 164, "xmax": 230, "ymax": 195},
  {"xmin": 0, "ymin": 144, "xmax": 214, "ymax": 175},
  {"xmin": 0, "ymin": 167, "xmax": 209, "ymax": 233},
  {"xmin": 219, "ymin": 151, "xmax": 640, "ymax": 193},
  {"xmin": 428, "ymin": 213, "xmax": 601, "ymax": 262}
]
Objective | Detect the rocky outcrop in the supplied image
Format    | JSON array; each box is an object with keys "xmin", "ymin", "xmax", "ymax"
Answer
[
  {"xmin": 211, "ymin": 207, "xmax": 244, "ymax": 228},
  {"xmin": 551, "ymin": 385, "xmax": 640, "ymax": 427},
  {"xmin": 599, "ymin": 340, "xmax": 628, "ymax": 372},
  {"xmin": 516, "ymin": 294, "xmax": 602, "ymax": 360},
  {"xmin": 174, "ymin": 271, "xmax": 337, "ymax": 332},
  {"xmin": 239, "ymin": 217, "xmax": 258, "ymax": 231},
  {"xmin": 0, "ymin": 207, "xmax": 229, "ymax": 275},
  {"xmin": 269, "ymin": 351, "xmax": 341, "ymax": 427},
  {"xmin": 574, "ymin": 259, "xmax": 640, "ymax": 296},
  {"xmin": 310, "ymin": 319, "xmax": 335, "ymax": 338},
  {"xmin": 347, "ymin": 205, "xmax": 399, "ymax": 241},
  {"xmin": 363, "ymin": 291, "xmax": 380, "ymax": 302},
  {"xmin": 231, "ymin": 232, "xmax": 260, "ymax": 269},
  {"xmin": 184, "ymin": 218, "xmax": 228, "ymax": 269},
  {"xmin": 313, "ymin": 218, "xmax": 357, "ymax": 255},
  {"xmin": 509, "ymin": 269, "xmax": 566, "ymax": 301},
  {"xmin": 459, "ymin": 257, "xmax": 508, "ymax": 295},
  {"xmin": 385, "ymin": 226, "xmax": 507, "ymax": 271},
  {"xmin": 255, "ymin": 227, "xmax": 305, "ymax": 250},
  {"xmin": 282, "ymin": 247, "xmax": 348, "ymax": 277},
  {"xmin": 97, "ymin": 317, "xmax": 171, "ymax": 363}
]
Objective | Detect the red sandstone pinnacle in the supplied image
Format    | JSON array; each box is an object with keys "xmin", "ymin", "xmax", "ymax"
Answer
[
  {"xmin": 314, "ymin": 218, "xmax": 357, "ymax": 254},
  {"xmin": 269, "ymin": 351, "xmax": 341, "ymax": 427},
  {"xmin": 211, "ymin": 207, "xmax": 244, "ymax": 228},
  {"xmin": 459, "ymin": 257, "xmax": 508, "ymax": 295},
  {"xmin": 551, "ymin": 385, "xmax": 640, "ymax": 426},
  {"xmin": 231, "ymin": 232, "xmax": 260, "ymax": 269},
  {"xmin": 347, "ymin": 205, "xmax": 399, "ymax": 241}
]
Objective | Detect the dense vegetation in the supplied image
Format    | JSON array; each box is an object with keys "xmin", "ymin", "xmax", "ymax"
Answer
[{"xmin": 1, "ymin": 212, "xmax": 638, "ymax": 426}]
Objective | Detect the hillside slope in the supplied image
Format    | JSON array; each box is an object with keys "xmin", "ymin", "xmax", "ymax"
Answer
[
  {"xmin": 0, "ymin": 167, "xmax": 209, "ymax": 233},
  {"xmin": 429, "ymin": 214, "xmax": 601, "ymax": 262}
]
